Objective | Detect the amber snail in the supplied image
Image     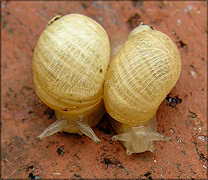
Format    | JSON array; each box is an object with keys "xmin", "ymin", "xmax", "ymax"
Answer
[
  {"xmin": 33, "ymin": 14, "xmax": 110, "ymax": 144},
  {"xmin": 104, "ymin": 23, "xmax": 181, "ymax": 155}
]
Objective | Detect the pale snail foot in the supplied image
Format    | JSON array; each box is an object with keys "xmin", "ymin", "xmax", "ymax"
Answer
[
  {"xmin": 112, "ymin": 129, "xmax": 172, "ymax": 156},
  {"xmin": 111, "ymin": 116, "xmax": 172, "ymax": 155},
  {"xmin": 37, "ymin": 118, "xmax": 101, "ymax": 144}
]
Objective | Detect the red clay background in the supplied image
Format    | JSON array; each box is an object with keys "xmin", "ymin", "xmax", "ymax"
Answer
[{"xmin": 1, "ymin": 1, "xmax": 207, "ymax": 179}]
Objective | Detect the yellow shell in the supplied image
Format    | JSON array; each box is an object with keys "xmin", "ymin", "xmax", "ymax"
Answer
[
  {"xmin": 104, "ymin": 23, "xmax": 181, "ymax": 126},
  {"xmin": 33, "ymin": 14, "xmax": 110, "ymax": 113}
]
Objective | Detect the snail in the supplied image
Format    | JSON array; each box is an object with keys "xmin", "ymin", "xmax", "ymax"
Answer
[
  {"xmin": 104, "ymin": 23, "xmax": 181, "ymax": 155},
  {"xmin": 33, "ymin": 14, "xmax": 110, "ymax": 144}
]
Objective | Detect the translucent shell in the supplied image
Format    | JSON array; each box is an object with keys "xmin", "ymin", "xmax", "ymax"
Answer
[
  {"xmin": 104, "ymin": 24, "xmax": 181, "ymax": 126},
  {"xmin": 33, "ymin": 14, "xmax": 110, "ymax": 113}
]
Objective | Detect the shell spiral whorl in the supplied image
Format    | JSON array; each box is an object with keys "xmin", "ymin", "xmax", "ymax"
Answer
[{"xmin": 33, "ymin": 14, "xmax": 110, "ymax": 113}]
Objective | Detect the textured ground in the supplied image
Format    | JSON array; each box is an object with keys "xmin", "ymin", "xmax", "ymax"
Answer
[{"xmin": 1, "ymin": 1, "xmax": 207, "ymax": 179}]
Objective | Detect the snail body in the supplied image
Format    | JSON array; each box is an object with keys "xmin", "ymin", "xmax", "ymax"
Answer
[
  {"xmin": 104, "ymin": 23, "xmax": 181, "ymax": 155},
  {"xmin": 33, "ymin": 14, "xmax": 110, "ymax": 143}
]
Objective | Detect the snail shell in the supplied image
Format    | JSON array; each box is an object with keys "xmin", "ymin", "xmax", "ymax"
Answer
[
  {"xmin": 33, "ymin": 14, "xmax": 110, "ymax": 143},
  {"xmin": 104, "ymin": 23, "xmax": 181, "ymax": 155}
]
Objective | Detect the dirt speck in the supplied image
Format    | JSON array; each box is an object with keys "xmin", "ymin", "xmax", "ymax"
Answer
[
  {"xmin": 165, "ymin": 94, "xmax": 182, "ymax": 108},
  {"xmin": 44, "ymin": 108, "xmax": 55, "ymax": 119},
  {"xmin": 101, "ymin": 154, "xmax": 124, "ymax": 169},
  {"xmin": 127, "ymin": 13, "xmax": 141, "ymax": 29},
  {"xmin": 28, "ymin": 172, "xmax": 40, "ymax": 179},
  {"xmin": 57, "ymin": 145, "xmax": 64, "ymax": 155},
  {"xmin": 97, "ymin": 114, "xmax": 114, "ymax": 135}
]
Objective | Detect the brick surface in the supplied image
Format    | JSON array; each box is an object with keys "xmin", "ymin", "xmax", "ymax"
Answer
[{"xmin": 1, "ymin": 1, "xmax": 207, "ymax": 179}]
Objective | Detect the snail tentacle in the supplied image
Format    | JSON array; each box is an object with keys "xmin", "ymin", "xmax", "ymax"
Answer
[
  {"xmin": 37, "ymin": 119, "xmax": 67, "ymax": 140},
  {"xmin": 112, "ymin": 133, "xmax": 132, "ymax": 141},
  {"xmin": 76, "ymin": 117, "xmax": 101, "ymax": 144},
  {"xmin": 134, "ymin": 128, "xmax": 173, "ymax": 142}
]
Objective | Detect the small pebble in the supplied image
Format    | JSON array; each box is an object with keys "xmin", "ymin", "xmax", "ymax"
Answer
[
  {"xmin": 184, "ymin": 8, "xmax": 188, "ymax": 13},
  {"xmin": 177, "ymin": 19, "xmax": 181, "ymax": 26},
  {"xmin": 190, "ymin": 71, "xmax": 197, "ymax": 79},
  {"xmin": 170, "ymin": 128, "xmax": 175, "ymax": 133},
  {"xmin": 53, "ymin": 173, "xmax": 62, "ymax": 175},
  {"xmin": 177, "ymin": 139, "xmax": 182, "ymax": 143},
  {"xmin": 202, "ymin": 164, "xmax": 207, "ymax": 169},
  {"xmin": 199, "ymin": 135, "xmax": 205, "ymax": 141}
]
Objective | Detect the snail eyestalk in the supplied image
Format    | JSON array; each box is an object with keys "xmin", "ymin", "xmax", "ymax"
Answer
[
  {"xmin": 37, "ymin": 120, "xmax": 67, "ymax": 140},
  {"xmin": 76, "ymin": 118, "xmax": 101, "ymax": 144}
]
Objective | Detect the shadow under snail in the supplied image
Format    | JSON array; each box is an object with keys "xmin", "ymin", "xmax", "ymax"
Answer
[
  {"xmin": 33, "ymin": 14, "xmax": 110, "ymax": 144},
  {"xmin": 103, "ymin": 23, "xmax": 181, "ymax": 155}
]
